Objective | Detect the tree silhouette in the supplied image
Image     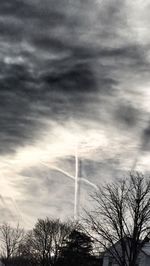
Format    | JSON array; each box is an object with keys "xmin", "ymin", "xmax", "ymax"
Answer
[
  {"xmin": 57, "ymin": 229, "xmax": 93, "ymax": 266},
  {"xmin": 17, "ymin": 218, "xmax": 72, "ymax": 266},
  {"xmin": 0, "ymin": 223, "xmax": 24, "ymax": 265},
  {"xmin": 85, "ymin": 172, "xmax": 150, "ymax": 266}
]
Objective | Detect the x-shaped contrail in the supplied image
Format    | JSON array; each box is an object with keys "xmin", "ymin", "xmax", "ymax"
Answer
[
  {"xmin": 41, "ymin": 162, "xmax": 98, "ymax": 189},
  {"xmin": 40, "ymin": 161, "xmax": 98, "ymax": 220}
]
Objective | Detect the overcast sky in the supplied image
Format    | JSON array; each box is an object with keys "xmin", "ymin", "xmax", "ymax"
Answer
[{"xmin": 0, "ymin": 0, "xmax": 150, "ymax": 228}]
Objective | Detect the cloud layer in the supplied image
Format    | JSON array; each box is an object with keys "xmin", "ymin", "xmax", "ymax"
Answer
[{"xmin": 0, "ymin": 0, "xmax": 150, "ymax": 227}]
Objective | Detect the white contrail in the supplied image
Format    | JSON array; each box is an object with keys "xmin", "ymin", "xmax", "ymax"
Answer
[
  {"xmin": 40, "ymin": 160, "xmax": 98, "ymax": 220},
  {"xmin": 80, "ymin": 177, "xmax": 98, "ymax": 189},
  {"xmin": 74, "ymin": 145, "xmax": 79, "ymax": 220},
  {"xmin": 41, "ymin": 161, "xmax": 98, "ymax": 189},
  {"xmin": 0, "ymin": 195, "xmax": 32, "ymax": 228},
  {"xmin": 41, "ymin": 162, "xmax": 75, "ymax": 180}
]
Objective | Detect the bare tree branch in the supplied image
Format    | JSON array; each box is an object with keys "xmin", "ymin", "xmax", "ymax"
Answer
[{"xmin": 84, "ymin": 172, "xmax": 150, "ymax": 266}]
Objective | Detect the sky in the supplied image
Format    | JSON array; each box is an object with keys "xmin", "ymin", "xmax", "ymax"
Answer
[{"xmin": 0, "ymin": 0, "xmax": 150, "ymax": 228}]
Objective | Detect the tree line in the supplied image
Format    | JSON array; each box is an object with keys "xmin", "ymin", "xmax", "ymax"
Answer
[
  {"xmin": 0, "ymin": 219, "xmax": 99, "ymax": 266},
  {"xmin": 0, "ymin": 172, "xmax": 150, "ymax": 266}
]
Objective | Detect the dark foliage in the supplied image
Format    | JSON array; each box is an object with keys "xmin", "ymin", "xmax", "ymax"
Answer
[{"xmin": 56, "ymin": 229, "xmax": 96, "ymax": 266}]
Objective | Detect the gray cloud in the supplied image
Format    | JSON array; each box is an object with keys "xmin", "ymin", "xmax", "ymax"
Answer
[
  {"xmin": 141, "ymin": 121, "xmax": 150, "ymax": 151},
  {"xmin": 0, "ymin": 0, "xmax": 150, "ymax": 227},
  {"xmin": 0, "ymin": 0, "xmax": 149, "ymax": 156},
  {"xmin": 114, "ymin": 104, "xmax": 142, "ymax": 129},
  {"xmin": 0, "ymin": 195, "xmax": 20, "ymax": 223},
  {"xmin": 16, "ymin": 166, "xmax": 75, "ymax": 220},
  {"xmin": 0, "ymin": 42, "xmax": 148, "ymax": 154}
]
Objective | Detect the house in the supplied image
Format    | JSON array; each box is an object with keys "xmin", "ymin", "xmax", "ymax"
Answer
[{"xmin": 102, "ymin": 238, "xmax": 150, "ymax": 266}]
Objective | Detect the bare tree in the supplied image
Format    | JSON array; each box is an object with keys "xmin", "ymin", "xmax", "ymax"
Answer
[
  {"xmin": 84, "ymin": 172, "xmax": 150, "ymax": 266},
  {"xmin": 17, "ymin": 230, "xmax": 39, "ymax": 266},
  {"xmin": 22, "ymin": 218, "xmax": 73, "ymax": 266},
  {"xmin": 0, "ymin": 223, "xmax": 24, "ymax": 260}
]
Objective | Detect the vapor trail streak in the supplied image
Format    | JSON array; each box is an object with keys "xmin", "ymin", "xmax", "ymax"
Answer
[
  {"xmin": 41, "ymin": 162, "xmax": 75, "ymax": 180},
  {"xmin": 80, "ymin": 177, "xmax": 98, "ymax": 189},
  {"xmin": 41, "ymin": 160, "xmax": 98, "ymax": 220},
  {"xmin": 40, "ymin": 162, "xmax": 98, "ymax": 189},
  {"xmin": 74, "ymin": 146, "xmax": 79, "ymax": 220},
  {"xmin": 0, "ymin": 195, "xmax": 32, "ymax": 228}
]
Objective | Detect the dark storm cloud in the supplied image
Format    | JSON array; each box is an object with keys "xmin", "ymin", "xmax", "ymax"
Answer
[
  {"xmin": 0, "ymin": 57, "xmax": 100, "ymax": 154},
  {"xmin": 0, "ymin": 62, "xmax": 46, "ymax": 154},
  {"xmin": 0, "ymin": 0, "xmax": 149, "ymax": 155}
]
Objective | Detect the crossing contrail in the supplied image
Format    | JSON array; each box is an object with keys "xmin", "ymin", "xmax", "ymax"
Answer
[
  {"xmin": 40, "ymin": 160, "xmax": 98, "ymax": 220},
  {"xmin": 41, "ymin": 162, "xmax": 98, "ymax": 188}
]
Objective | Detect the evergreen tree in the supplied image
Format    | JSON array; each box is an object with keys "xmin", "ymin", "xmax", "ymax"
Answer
[{"xmin": 57, "ymin": 229, "xmax": 93, "ymax": 266}]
